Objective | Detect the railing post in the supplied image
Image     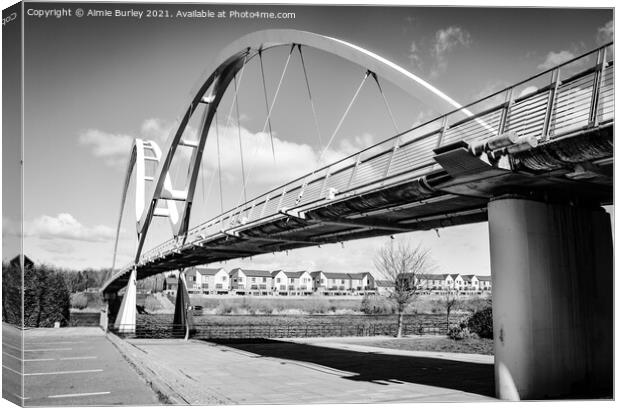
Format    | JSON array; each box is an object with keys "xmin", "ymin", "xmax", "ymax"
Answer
[
  {"xmin": 383, "ymin": 138, "xmax": 400, "ymax": 178},
  {"xmin": 319, "ymin": 166, "xmax": 332, "ymax": 198},
  {"xmin": 346, "ymin": 154, "xmax": 362, "ymax": 190},
  {"xmin": 498, "ymin": 87, "xmax": 515, "ymax": 137},
  {"xmin": 588, "ymin": 47, "xmax": 607, "ymax": 128},
  {"xmin": 276, "ymin": 188, "xmax": 287, "ymax": 212},
  {"xmin": 260, "ymin": 194, "xmax": 270, "ymax": 218},
  {"xmin": 435, "ymin": 115, "xmax": 449, "ymax": 148},
  {"xmin": 541, "ymin": 68, "xmax": 561, "ymax": 141}
]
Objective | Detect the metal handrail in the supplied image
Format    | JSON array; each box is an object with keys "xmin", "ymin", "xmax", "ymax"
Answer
[{"xmin": 113, "ymin": 42, "xmax": 613, "ymax": 275}]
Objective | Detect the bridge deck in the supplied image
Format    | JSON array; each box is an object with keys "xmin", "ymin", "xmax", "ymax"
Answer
[{"xmin": 103, "ymin": 45, "xmax": 613, "ymax": 294}]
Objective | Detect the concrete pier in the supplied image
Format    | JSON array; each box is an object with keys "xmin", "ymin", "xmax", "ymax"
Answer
[{"xmin": 488, "ymin": 197, "xmax": 613, "ymax": 400}]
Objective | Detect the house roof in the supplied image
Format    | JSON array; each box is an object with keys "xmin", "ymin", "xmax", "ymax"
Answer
[
  {"xmin": 477, "ymin": 275, "xmax": 492, "ymax": 282},
  {"xmin": 10, "ymin": 255, "xmax": 34, "ymax": 269},
  {"xmin": 348, "ymin": 273, "xmax": 366, "ymax": 279},
  {"xmin": 416, "ymin": 274, "xmax": 436, "ymax": 280},
  {"xmin": 165, "ymin": 277, "xmax": 177, "ymax": 285},
  {"xmin": 375, "ymin": 280, "xmax": 394, "ymax": 287},
  {"xmin": 460, "ymin": 274, "xmax": 478, "ymax": 282},
  {"xmin": 243, "ymin": 269, "xmax": 273, "ymax": 278},
  {"xmin": 322, "ymin": 272, "xmax": 351, "ymax": 279},
  {"xmin": 197, "ymin": 268, "xmax": 224, "ymax": 276},
  {"xmin": 282, "ymin": 271, "xmax": 307, "ymax": 278},
  {"xmin": 271, "ymin": 270, "xmax": 283, "ymax": 278}
]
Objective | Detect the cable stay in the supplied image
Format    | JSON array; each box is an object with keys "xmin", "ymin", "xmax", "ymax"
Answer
[
  {"xmin": 259, "ymin": 44, "xmax": 296, "ymax": 161},
  {"xmin": 296, "ymin": 69, "xmax": 370, "ymax": 206},
  {"xmin": 258, "ymin": 50, "xmax": 276, "ymax": 160},
  {"xmin": 233, "ymin": 76, "xmax": 248, "ymax": 204},
  {"xmin": 230, "ymin": 44, "xmax": 296, "ymax": 212},
  {"xmin": 370, "ymin": 71, "xmax": 400, "ymax": 134}
]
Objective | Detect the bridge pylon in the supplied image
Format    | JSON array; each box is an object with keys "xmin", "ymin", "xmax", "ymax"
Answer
[
  {"xmin": 488, "ymin": 196, "xmax": 612, "ymax": 400},
  {"xmin": 113, "ymin": 266, "xmax": 138, "ymax": 334},
  {"xmin": 172, "ymin": 270, "xmax": 194, "ymax": 339}
]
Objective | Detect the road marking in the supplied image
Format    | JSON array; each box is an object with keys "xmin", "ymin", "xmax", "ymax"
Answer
[
  {"xmin": 24, "ymin": 347, "xmax": 72, "ymax": 352},
  {"xmin": 48, "ymin": 391, "xmax": 110, "ymax": 399},
  {"xmin": 60, "ymin": 356, "xmax": 97, "ymax": 360},
  {"xmin": 24, "ymin": 358, "xmax": 55, "ymax": 362},
  {"xmin": 8, "ymin": 392, "xmax": 29, "ymax": 401},
  {"xmin": 2, "ymin": 342, "xmax": 22, "ymax": 351},
  {"xmin": 2, "ymin": 364, "xmax": 23, "ymax": 375},
  {"xmin": 25, "ymin": 341, "xmax": 84, "ymax": 345},
  {"xmin": 25, "ymin": 369, "xmax": 103, "ymax": 376},
  {"xmin": 2, "ymin": 351, "xmax": 22, "ymax": 361}
]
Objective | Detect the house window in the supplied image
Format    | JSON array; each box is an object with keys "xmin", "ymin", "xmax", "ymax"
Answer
[
  {"xmin": 222, "ymin": 276, "xmax": 227, "ymax": 281},
  {"xmin": 320, "ymin": 279, "xmax": 324, "ymax": 284},
  {"xmin": 262, "ymin": 277, "xmax": 267, "ymax": 283},
  {"xmin": 290, "ymin": 278, "xmax": 294, "ymax": 283},
  {"xmin": 277, "ymin": 278, "xmax": 281, "ymax": 283},
  {"xmin": 252, "ymin": 277, "xmax": 256, "ymax": 283},
  {"xmin": 341, "ymin": 280, "xmax": 345, "ymax": 284}
]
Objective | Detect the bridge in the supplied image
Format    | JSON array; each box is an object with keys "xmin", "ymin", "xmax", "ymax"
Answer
[{"xmin": 101, "ymin": 30, "xmax": 613, "ymax": 400}]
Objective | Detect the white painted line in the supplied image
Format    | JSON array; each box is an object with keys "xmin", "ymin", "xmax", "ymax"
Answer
[
  {"xmin": 25, "ymin": 341, "xmax": 84, "ymax": 345},
  {"xmin": 8, "ymin": 392, "xmax": 29, "ymax": 401},
  {"xmin": 59, "ymin": 356, "xmax": 97, "ymax": 360},
  {"xmin": 24, "ymin": 347, "xmax": 72, "ymax": 352},
  {"xmin": 24, "ymin": 358, "xmax": 55, "ymax": 362},
  {"xmin": 2, "ymin": 343, "xmax": 22, "ymax": 351},
  {"xmin": 2, "ymin": 351, "xmax": 22, "ymax": 361},
  {"xmin": 48, "ymin": 391, "xmax": 110, "ymax": 399},
  {"xmin": 25, "ymin": 369, "xmax": 103, "ymax": 376},
  {"xmin": 2, "ymin": 364, "xmax": 23, "ymax": 376}
]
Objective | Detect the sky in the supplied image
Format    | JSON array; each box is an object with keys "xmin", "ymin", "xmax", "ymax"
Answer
[{"xmin": 1, "ymin": 1, "xmax": 614, "ymax": 277}]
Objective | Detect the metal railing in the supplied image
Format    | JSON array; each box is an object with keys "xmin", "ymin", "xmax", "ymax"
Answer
[
  {"xmin": 111, "ymin": 321, "xmax": 448, "ymax": 339},
  {"xmin": 122, "ymin": 43, "xmax": 613, "ymax": 273}
]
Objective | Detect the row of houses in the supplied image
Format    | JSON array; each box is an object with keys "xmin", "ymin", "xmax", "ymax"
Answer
[{"xmin": 163, "ymin": 267, "xmax": 492, "ymax": 296}]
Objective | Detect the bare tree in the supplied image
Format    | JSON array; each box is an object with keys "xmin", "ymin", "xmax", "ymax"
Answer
[{"xmin": 374, "ymin": 240, "xmax": 432, "ymax": 337}]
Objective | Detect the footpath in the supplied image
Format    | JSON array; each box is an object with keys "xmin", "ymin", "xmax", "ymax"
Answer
[{"xmin": 108, "ymin": 333, "xmax": 496, "ymax": 405}]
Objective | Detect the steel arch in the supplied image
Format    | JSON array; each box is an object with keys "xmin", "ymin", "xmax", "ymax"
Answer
[{"xmin": 126, "ymin": 29, "xmax": 474, "ymax": 264}]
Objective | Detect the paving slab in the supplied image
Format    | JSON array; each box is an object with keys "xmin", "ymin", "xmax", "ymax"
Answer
[{"xmin": 121, "ymin": 336, "xmax": 496, "ymax": 404}]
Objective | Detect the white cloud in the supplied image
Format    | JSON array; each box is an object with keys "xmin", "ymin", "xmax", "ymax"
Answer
[
  {"xmin": 431, "ymin": 26, "xmax": 472, "ymax": 76},
  {"xmin": 408, "ymin": 40, "xmax": 422, "ymax": 70},
  {"xmin": 518, "ymin": 86, "xmax": 538, "ymax": 98},
  {"xmin": 24, "ymin": 213, "xmax": 115, "ymax": 242},
  {"xmin": 78, "ymin": 129, "xmax": 134, "ymax": 166},
  {"xmin": 597, "ymin": 21, "xmax": 613, "ymax": 44},
  {"xmin": 537, "ymin": 50, "xmax": 576, "ymax": 70}
]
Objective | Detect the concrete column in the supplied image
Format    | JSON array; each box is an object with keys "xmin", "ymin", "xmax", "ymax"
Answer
[
  {"xmin": 488, "ymin": 196, "xmax": 612, "ymax": 400},
  {"xmin": 113, "ymin": 267, "xmax": 137, "ymax": 334}
]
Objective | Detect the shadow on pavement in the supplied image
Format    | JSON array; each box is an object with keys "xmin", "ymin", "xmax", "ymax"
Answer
[{"xmin": 205, "ymin": 338, "xmax": 495, "ymax": 397}]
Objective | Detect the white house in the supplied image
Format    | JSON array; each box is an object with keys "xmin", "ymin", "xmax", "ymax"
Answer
[
  {"xmin": 243, "ymin": 269, "xmax": 272, "ymax": 295},
  {"xmin": 477, "ymin": 275, "xmax": 492, "ymax": 291},
  {"xmin": 271, "ymin": 270, "xmax": 288, "ymax": 294},
  {"xmin": 375, "ymin": 280, "xmax": 394, "ymax": 296},
  {"xmin": 198, "ymin": 268, "xmax": 229, "ymax": 294},
  {"xmin": 322, "ymin": 272, "xmax": 352, "ymax": 294},
  {"xmin": 230, "ymin": 268, "xmax": 271, "ymax": 295},
  {"xmin": 461, "ymin": 275, "xmax": 480, "ymax": 292},
  {"xmin": 277, "ymin": 271, "xmax": 313, "ymax": 295}
]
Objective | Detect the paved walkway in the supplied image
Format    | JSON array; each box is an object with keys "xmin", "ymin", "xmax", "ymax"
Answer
[
  {"xmin": 2, "ymin": 323, "xmax": 161, "ymax": 406},
  {"xmin": 119, "ymin": 335, "xmax": 496, "ymax": 404}
]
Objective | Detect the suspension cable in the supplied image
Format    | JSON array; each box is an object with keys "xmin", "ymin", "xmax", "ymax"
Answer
[
  {"xmin": 233, "ymin": 76, "xmax": 247, "ymax": 204},
  {"xmin": 260, "ymin": 44, "xmax": 295, "ymax": 158},
  {"xmin": 298, "ymin": 45, "xmax": 323, "ymax": 148},
  {"xmin": 214, "ymin": 112, "xmax": 224, "ymax": 217},
  {"xmin": 231, "ymin": 45, "xmax": 296, "ymax": 210},
  {"xmin": 258, "ymin": 50, "xmax": 276, "ymax": 160},
  {"xmin": 370, "ymin": 72, "xmax": 400, "ymax": 134},
  {"xmin": 316, "ymin": 70, "xmax": 370, "ymax": 168},
  {"xmin": 296, "ymin": 70, "xmax": 370, "ymax": 205}
]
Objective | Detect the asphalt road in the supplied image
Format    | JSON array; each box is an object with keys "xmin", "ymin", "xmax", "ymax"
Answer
[{"xmin": 3, "ymin": 324, "xmax": 160, "ymax": 406}]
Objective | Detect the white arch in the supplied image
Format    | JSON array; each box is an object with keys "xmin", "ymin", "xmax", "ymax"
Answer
[{"xmin": 130, "ymin": 29, "xmax": 478, "ymax": 264}]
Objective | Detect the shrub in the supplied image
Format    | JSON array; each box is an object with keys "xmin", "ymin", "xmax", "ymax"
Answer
[
  {"xmin": 70, "ymin": 293, "xmax": 89, "ymax": 309},
  {"xmin": 466, "ymin": 306, "xmax": 493, "ymax": 339},
  {"xmin": 361, "ymin": 294, "xmax": 395, "ymax": 314},
  {"xmin": 144, "ymin": 296, "xmax": 163, "ymax": 312}
]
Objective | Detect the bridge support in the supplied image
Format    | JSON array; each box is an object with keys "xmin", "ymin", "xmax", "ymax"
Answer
[
  {"xmin": 172, "ymin": 271, "xmax": 194, "ymax": 339},
  {"xmin": 113, "ymin": 267, "xmax": 138, "ymax": 334},
  {"xmin": 488, "ymin": 196, "xmax": 612, "ymax": 400}
]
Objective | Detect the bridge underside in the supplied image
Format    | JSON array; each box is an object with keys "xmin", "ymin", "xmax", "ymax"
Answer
[{"xmin": 104, "ymin": 124, "xmax": 612, "ymax": 294}]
